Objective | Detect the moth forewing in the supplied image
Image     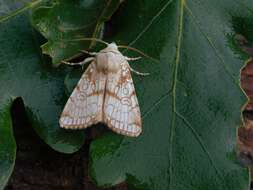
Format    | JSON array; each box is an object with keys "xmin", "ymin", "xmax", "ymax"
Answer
[
  {"xmin": 59, "ymin": 62, "xmax": 105, "ymax": 129},
  {"xmin": 103, "ymin": 60, "xmax": 142, "ymax": 137},
  {"xmin": 60, "ymin": 42, "xmax": 142, "ymax": 137}
]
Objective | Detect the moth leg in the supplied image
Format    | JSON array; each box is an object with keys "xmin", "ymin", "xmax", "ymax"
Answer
[
  {"xmin": 125, "ymin": 56, "xmax": 142, "ymax": 61},
  {"xmin": 62, "ymin": 57, "xmax": 94, "ymax": 66},
  {"xmin": 129, "ymin": 66, "xmax": 150, "ymax": 76},
  {"xmin": 80, "ymin": 50, "xmax": 98, "ymax": 56}
]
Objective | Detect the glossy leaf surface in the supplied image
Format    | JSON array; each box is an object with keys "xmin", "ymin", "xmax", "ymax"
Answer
[
  {"xmin": 89, "ymin": 1, "xmax": 252, "ymax": 189},
  {"xmin": 0, "ymin": 0, "xmax": 121, "ymax": 188}
]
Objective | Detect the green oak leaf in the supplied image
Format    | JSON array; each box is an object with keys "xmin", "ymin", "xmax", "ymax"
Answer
[
  {"xmin": 88, "ymin": 0, "xmax": 252, "ymax": 189},
  {"xmin": 0, "ymin": 0, "xmax": 122, "ymax": 188},
  {"xmin": 31, "ymin": 0, "xmax": 121, "ymax": 66},
  {"xmin": 0, "ymin": 7, "xmax": 85, "ymax": 153}
]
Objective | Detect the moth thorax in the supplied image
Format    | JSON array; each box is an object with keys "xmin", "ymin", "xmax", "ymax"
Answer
[{"xmin": 96, "ymin": 52, "xmax": 123, "ymax": 73}]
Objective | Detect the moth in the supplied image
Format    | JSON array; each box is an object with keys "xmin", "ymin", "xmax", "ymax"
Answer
[{"xmin": 59, "ymin": 40, "xmax": 150, "ymax": 137}]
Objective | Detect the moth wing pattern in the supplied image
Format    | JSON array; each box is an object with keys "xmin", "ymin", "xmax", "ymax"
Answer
[
  {"xmin": 103, "ymin": 60, "xmax": 142, "ymax": 137},
  {"xmin": 60, "ymin": 62, "xmax": 105, "ymax": 129}
]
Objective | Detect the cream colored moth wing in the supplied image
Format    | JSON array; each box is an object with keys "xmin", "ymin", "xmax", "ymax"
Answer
[
  {"xmin": 60, "ymin": 62, "xmax": 106, "ymax": 129},
  {"xmin": 103, "ymin": 61, "xmax": 142, "ymax": 137}
]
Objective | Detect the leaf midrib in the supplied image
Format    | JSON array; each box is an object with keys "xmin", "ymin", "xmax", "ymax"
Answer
[
  {"xmin": 168, "ymin": 1, "xmax": 228, "ymax": 189},
  {"xmin": 123, "ymin": 3, "xmax": 228, "ymax": 187},
  {"xmin": 168, "ymin": 0, "xmax": 185, "ymax": 188}
]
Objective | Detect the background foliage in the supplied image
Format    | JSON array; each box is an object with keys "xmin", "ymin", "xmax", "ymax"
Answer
[{"xmin": 0, "ymin": 0, "xmax": 253, "ymax": 189}]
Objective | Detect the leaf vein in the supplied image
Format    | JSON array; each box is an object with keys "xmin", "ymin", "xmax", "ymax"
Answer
[
  {"xmin": 128, "ymin": 0, "xmax": 174, "ymax": 47},
  {"xmin": 175, "ymin": 111, "xmax": 224, "ymax": 179},
  {"xmin": 184, "ymin": 4, "xmax": 238, "ymax": 84},
  {"xmin": 90, "ymin": 0, "xmax": 114, "ymax": 47},
  {"xmin": 142, "ymin": 90, "xmax": 171, "ymax": 119}
]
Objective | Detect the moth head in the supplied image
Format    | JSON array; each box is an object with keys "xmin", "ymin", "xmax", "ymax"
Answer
[
  {"xmin": 108, "ymin": 42, "xmax": 118, "ymax": 49},
  {"xmin": 67, "ymin": 38, "xmax": 159, "ymax": 63},
  {"xmin": 100, "ymin": 42, "xmax": 119, "ymax": 53}
]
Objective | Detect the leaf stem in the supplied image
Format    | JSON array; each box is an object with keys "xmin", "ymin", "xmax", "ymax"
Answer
[{"xmin": 0, "ymin": 0, "xmax": 43, "ymax": 23}]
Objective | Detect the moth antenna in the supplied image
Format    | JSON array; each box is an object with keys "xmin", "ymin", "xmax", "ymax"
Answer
[
  {"xmin": 69, "ymin": 38, "xmax": 109, "ymax": 46},
  {"xmin": 118, "ymin": 45, "xmax": 159, "ymax": 63}
]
